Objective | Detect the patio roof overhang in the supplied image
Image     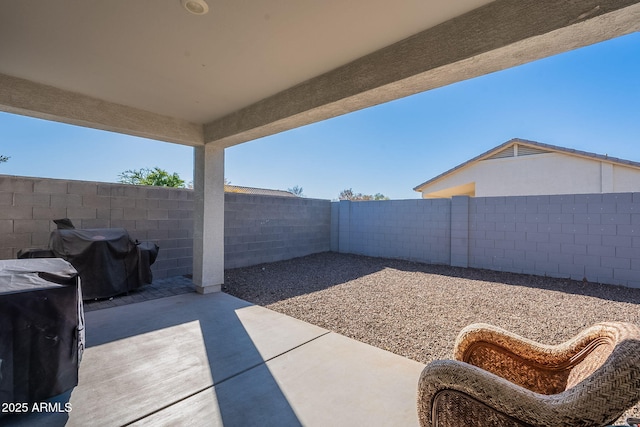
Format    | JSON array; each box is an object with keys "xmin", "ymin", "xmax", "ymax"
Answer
[
  {"xmin": 1, "ymin": 0, "xmax": 639, "ymax": 292},
  {"xmin": 2, "ymin": 0, "xmax": 639, "ymax": 149}
]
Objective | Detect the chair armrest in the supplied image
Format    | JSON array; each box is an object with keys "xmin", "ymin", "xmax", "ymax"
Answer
[
  {"xmin": 418, "ymin": 360, "xmax": 555, "ymax": 427},
  {"xmin": 417, "ymin": 359, "xmax": 633, "ymax": 427}
]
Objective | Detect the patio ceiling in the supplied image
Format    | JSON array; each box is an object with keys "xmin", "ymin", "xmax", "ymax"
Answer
[{"xmin": 1, "ymin": 0, "xmax": 640, "ymax": 148}]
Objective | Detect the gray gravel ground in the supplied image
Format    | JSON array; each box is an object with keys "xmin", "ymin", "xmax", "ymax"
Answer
[{"xmin": 223, "ymin": 252, "xmax": 640, "ymax": 424}]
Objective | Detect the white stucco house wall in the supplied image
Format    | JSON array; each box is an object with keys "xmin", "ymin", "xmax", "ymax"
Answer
[{"xmin": 414, "ymin": 138, "xmax": 640, "ymax": 198}]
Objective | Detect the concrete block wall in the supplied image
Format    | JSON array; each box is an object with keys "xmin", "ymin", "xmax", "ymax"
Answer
[
  {"xmin": 333, "ymin": 193, "xmax": 640, "ymax": 288},
  {"xmin": 468, "ymin": 193, "xmax": 640, "ymax": 287},
  {"xmin": 0, "ymin": 175, "xmax": 194, "ymax": 280},
  {"xmin": 450, "ymin": 196, "xmax": 469, "ymax": 267},
  {"xmin": 1, "ymin": 174, "xmax": 333, "ymax": 278},
  {"xmin": 330, "ymin": 202, "xmax": 340, "ymax": 252},
  {"xmin": 335, "ymin": 199, "xmax": 451, "ymax": 264},
  {"xmin": 4, "ymin": 173, "xmax": 638, "ymax": 288},
  {"xmin": 224, "ymin": 193, "xmax": 331, "ymax": 268}
]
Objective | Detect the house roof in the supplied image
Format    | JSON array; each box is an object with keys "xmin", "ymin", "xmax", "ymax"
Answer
[
  {"xmin": 413, "ymin": 138, "xmax": 640, "ymax": 192},
  {"xmin": 224, "ymin": 185, "xmax": 296, "ymax": 198}
]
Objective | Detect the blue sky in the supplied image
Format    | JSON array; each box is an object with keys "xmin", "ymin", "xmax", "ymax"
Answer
[{"xmin": 1, "ymin": 31, "xmax": 639, "ymax": 200}]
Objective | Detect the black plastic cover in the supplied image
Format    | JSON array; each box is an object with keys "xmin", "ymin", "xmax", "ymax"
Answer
[
  {"xmin": 48, "ymin": 228, "xmax": 158, "ymax": 299},
  {"xmin": 0, "ymin": 259, "xmax": 84, "ymax": 405}
]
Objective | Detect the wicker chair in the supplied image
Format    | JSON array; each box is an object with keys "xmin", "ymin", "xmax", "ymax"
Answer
[{"xmin": 417, "ymin": 322, "xmax": 640, "ymax": 427}]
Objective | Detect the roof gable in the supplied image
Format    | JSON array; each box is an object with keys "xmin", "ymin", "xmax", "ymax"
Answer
[
  {"xmin": 484, "ymin": 143, "xmax": 552, "ymax": 160},
  {"xmin": 414, "ymin": 138, "xmax": 640, "ymax": 192}
]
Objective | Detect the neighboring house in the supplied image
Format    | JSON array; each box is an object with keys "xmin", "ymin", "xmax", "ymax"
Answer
[
  {"xmin": 414, "ymin": 138, "xmax": 640, "ymax": 198},
  {"xmin": 224, "ymin": 184, "xmax": 296, "ymax": 197}
]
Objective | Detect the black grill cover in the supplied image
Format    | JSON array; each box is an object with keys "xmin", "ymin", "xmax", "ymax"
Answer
[
  {"xmin": 48, "ymin": 228, "xmax": 159, "ymax": 299},
  {"xmin": 0, "ymin": 259, "xmax": 84, "ymax": 406}
]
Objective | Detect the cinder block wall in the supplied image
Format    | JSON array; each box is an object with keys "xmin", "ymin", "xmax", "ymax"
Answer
[
  {"xmin": 335, "ymin": 199, "xmax": 451, "ymax": 265},
  {"xmin": 1, "ymin": 174, "xmax": 331, "ymax": 278},
  {"xmin": 468, "ymin": 193, "xmax": 640, "ymax": 287},
  {"xmin": 5, "ymin": 173, "xmax": 639, "ymax": 288},
  {"xmin": 333, "ymin": 193, "xmax": 640, "ymax": 288},
  {"xmin": 224, "ymin": 192, "xmax": 331, "ymax": 268},
  {"xmin": 0, "ymin": 175, "xmax": 194, "ymax": 279}
]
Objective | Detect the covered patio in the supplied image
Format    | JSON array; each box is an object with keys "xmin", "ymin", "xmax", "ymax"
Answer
[{"xmin": 4, "ymin": 287, "xmax": 424, "ymax": 426}]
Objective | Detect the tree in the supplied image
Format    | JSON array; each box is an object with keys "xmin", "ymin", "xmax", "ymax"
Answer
[
  {"xmin": 118, "ymin": 167, "xmax": 186, "ymax": 188},
  {"xmin": 288, "ymin": 185, "xmax": 304, "ymax": 197},
  {"xmin": 339, "ymin": 188, "xmax": 389, "ymax": 201},
  {"xmin": 339, "ymin": 188, "xmax": 355, "ymax": 200},
  {"xmin": 0, "ymin": 155, "xmax": 9, "ymax": 164}
]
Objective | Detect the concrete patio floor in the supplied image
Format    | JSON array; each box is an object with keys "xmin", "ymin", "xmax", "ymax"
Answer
[{"xmin": 4, "ymin": 288, "xmax": 425, "ymax": 426}]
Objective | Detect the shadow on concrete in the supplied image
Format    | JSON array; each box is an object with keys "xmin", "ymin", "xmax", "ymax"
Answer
[
  {"xmin": 224, "ymin": 252, "xmax": 640, "ymax": 305},
  {"xmin": 4, "ymin": 293, "xmax": 302, "ymax": 427}
]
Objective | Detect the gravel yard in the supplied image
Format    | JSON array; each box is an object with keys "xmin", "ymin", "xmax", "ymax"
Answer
[{"xmin": 223, "ymin": 251, "xmax": 640, "ymax": 423}]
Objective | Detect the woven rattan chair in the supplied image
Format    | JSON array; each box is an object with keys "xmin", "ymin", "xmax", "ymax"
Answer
[{"xmin": 417, "ymin": 322, "xmax": 640, "ymax": 427}]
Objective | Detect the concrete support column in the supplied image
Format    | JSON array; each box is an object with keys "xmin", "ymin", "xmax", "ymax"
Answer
[
  {"xmin": 193, "ymin": 144, "xmax": 224, "ymax": 294},
  {"xmin": 450, "ymin": 196, "xmax": 470, "ymax": 268}
]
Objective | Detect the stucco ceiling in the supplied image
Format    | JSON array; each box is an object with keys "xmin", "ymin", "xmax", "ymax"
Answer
[
  {"xmin": 0, "ymin": 0, "xmax": 492, "ymax": 124},
  {"xmin": 1, "ymin": 0, "xmax": 639, "ymax": 147}
]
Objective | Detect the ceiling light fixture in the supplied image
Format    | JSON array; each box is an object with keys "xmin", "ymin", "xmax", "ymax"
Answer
[{"xmin": 181, "ymin": 0, "xmax": 209, "ymax": 15}]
